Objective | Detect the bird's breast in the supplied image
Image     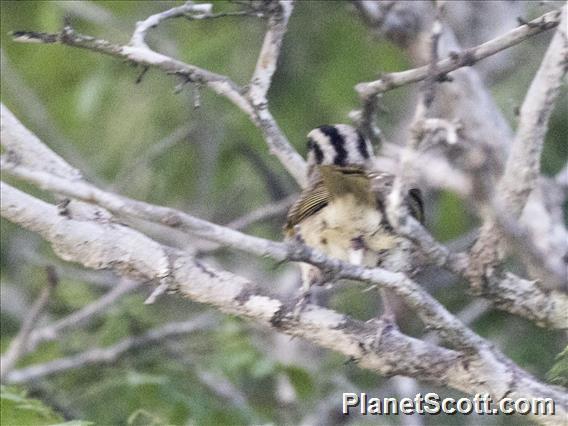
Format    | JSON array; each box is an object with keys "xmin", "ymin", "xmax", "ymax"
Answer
[{"xmin": 296, "ymin": 194, "xmax": 400, "ymax": 265}]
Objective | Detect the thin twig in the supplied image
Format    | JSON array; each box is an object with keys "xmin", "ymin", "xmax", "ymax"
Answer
[
  {"xmin": 0, "ymin": 266, "xmax": 58, "ymax": 380},
  {"xmin": 113, "ymin": 123, "xmax": 195, "ymax": 191},
  {"xmin": 10, "ymin": 2, "xmax": 307, "ymax": 187},
  {"xmin": 25, "ymin": 279, "xmax": 140, "ymax": 353},
  {"xmin": 226, "ymin": 194, "xmax": 296, "ymax": 230},
  {"xmin": 129, "ymin": 2, "xmax": 213, "ymax": 48},
  {"xmin": 355, "ymin": 8, "xmax": 562, "ymax": 98},
  {"xmin": 5, "ymin": 313, "xmax": 216, "ymax": 384}
]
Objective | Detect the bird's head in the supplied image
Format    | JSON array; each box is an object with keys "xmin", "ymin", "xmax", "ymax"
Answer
[{"xmin": 306, "ymin": 125, "xmax": 374, "ymax": 177}]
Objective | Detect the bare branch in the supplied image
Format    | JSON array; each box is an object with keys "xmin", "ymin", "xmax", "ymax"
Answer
[
  {"xmin": 0, "ymin": 266, "xmax": 58, "ymax": 381},
  {"xmin": 470, "ymin": 6, "xmax": 568, "ymax": 286},
  {"xmin": 492, "ymin": 199, "xmax": 567, "ymax": 290},
  {"xmin": 0, "ymin": 162, "xmax": 288, "ymax": 260},
  {"xmin": 355, "ymin": 2, "xmax": 567, "ymax": 305},
  {"xmin": 2, "ymin": 107, "xmax": 566, "ymax": 329},
  {"xmin": 11, "ymin": 27, "xmax": 254, "ymax": 113},
  {"xmin": 0, "ymin": 180, "xmax": 171, "ymax": 281},
  {"xmin": 129, "ymin": 1, "xmax": 213, "ymax": 48},
  {"xmin": 10, "ymin": 2, "xmax": 308, "ymax": 187},
  {"xmin": 499, "ymin": 5, "xmax": 567, "ymax": 217},
  {"xmin": 248, "ymin": 1, "xmax": 294, "ymax": 106},
  {"xmin": 386, "ymin": 6, "xmax": 466, "ymax": 273},
  {"xmin": 355, "ymin": 8, "xmax": 562, "ymax": 99},
  {"xmin": 25, "ymin": 279, "xmax": 141, "ymax": 353},
  {"xmin": 355, "ymin": 0, "xmax": 514, "ymax": 162},
  {"xmin": 225, "ymin": 194, "xmax": 296, "ymax": 230},
  {"xmin": 5, "ymin": 313, "xmax": 216, "ymax": 384},
  {"xmin": 500, "ymin": 6, "xmax": 568, "ymax": 216},
  {"xmin": 253, "ymin": 109, "xmax": 307, "ymax": 186},
  {"xmin": 1, "ymin": 182, "xmax": 566, "ymax": 424},
  {"xmin": 0, "ymin": 104, "xmax": 82, "ymax": 180},
  {"xmin": 4, "ymin": 156, "xmax": 567, "ymax": 337}
]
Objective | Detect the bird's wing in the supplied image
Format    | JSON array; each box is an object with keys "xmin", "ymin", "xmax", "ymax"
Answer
[
  {"xmin": 285, "ymin": 168, "xmax": 425, "ymax": 234},
  {"xmin": 319, "ymin": 165, "xmax": 375, "ymax": 204},
  {"xmin": 285, "ymin": 179, "xmax": 330, "ymax": 234}
]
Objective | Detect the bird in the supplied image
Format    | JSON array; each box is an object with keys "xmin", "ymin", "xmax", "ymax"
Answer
[{"xmin": 284, "ymin": 124, "xmax": 424, "ymax": 317}]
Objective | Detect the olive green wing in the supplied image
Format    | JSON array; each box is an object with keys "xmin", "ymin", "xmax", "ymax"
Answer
[
  {"xmin": 284, "ymin": 168, "xmax": 424, "ymax": 236},
  {"xmin": 285, "ymin": 180, "xmax": 330, "ymax": 235},
  {"xmin": 319, "ymin": 165, "xmax": 374, "ymax": 204},
  {"xmin": 285, "ymin": 166, "xmax": 375, "ymax": 235}
]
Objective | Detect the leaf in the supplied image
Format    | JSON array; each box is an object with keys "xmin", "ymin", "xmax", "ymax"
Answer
[
  {"xmin": 547, "ymin": 345, "xmax": 568, "ymax": 387},
  {"xmin": 282, "ymin": 366, "xmax": 314, "ymax": 400},
  {"xmin": 1, "ymin": 385, "xmax": 63, "ymax": 425}
]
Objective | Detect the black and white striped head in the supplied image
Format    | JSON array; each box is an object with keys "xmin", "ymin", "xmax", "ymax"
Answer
[{"xmin": 306, "ymin": 124, "xmax": 374, "ymax": 171}]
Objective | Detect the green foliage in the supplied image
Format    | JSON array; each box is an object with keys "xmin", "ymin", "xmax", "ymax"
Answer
[
  {"xmin": 432, "ymin": 191, "xmax": 472, "ymax": 241},
  {"xmin": 281, "ymin": 365, "xmax": 314, "ymax": 400},
  {"xmin": 0, "ymin": 385, "xmax": 90, "ymax": 426},
  {"xmin": 547, "ymin": 346, "xmax": 568, "ymax": 387}
]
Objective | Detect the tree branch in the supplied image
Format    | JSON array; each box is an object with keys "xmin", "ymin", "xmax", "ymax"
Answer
[
  {"xmin": 248, "ymin": 1, "xmax": 294, "ymax": 106},
  {"xmin": 10, "ymin": 2, "xmax": 308, "ymax": 187},
  {"xmin": 355, "ymin": 8, "xmax": 562, "ymax": 99},
  {"xmin": 225, "ymin": 194, "xmax": 296, "ymax": 230},
  {"xmin": 25, "ymin": 278, "xmax": 141, "ymax": 354},
  {"xmin": 129, "ymin": 1, "xmax": 214, "ymax": 48},
  {"xmin": 5, "ymin": 313, "xmax": 216, "ymax": 384},
  {"xmin": 354, "ymin": 2, "xmax": 567, "ymax": 308},
  {"xmin": 2, "ymin": 105, "xmax": 565, "ymax": 330},
  {"xmin": 1, "ymin": 181, "xmax": 566, "ymax": 425},
  {"xmin": 469, "ymin": 5, "xmax": 568, "ymax": 287},
  {"xmin": 500, "ymin": 5, "xmax": 567, "ymax": 216},
  {"xmin": 0, "ymin": 266, "xmax": 57, "ymax": 381}
]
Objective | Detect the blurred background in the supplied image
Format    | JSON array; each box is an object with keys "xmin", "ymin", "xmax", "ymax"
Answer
[{"xmin": 1, "ymin": 1, "xmax": 566, "ymax": 425}]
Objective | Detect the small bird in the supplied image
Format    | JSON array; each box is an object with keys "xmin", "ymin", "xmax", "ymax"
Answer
[{"xmin": 285, "ymin": 124, "xmax": 424, "ymax": 316}]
